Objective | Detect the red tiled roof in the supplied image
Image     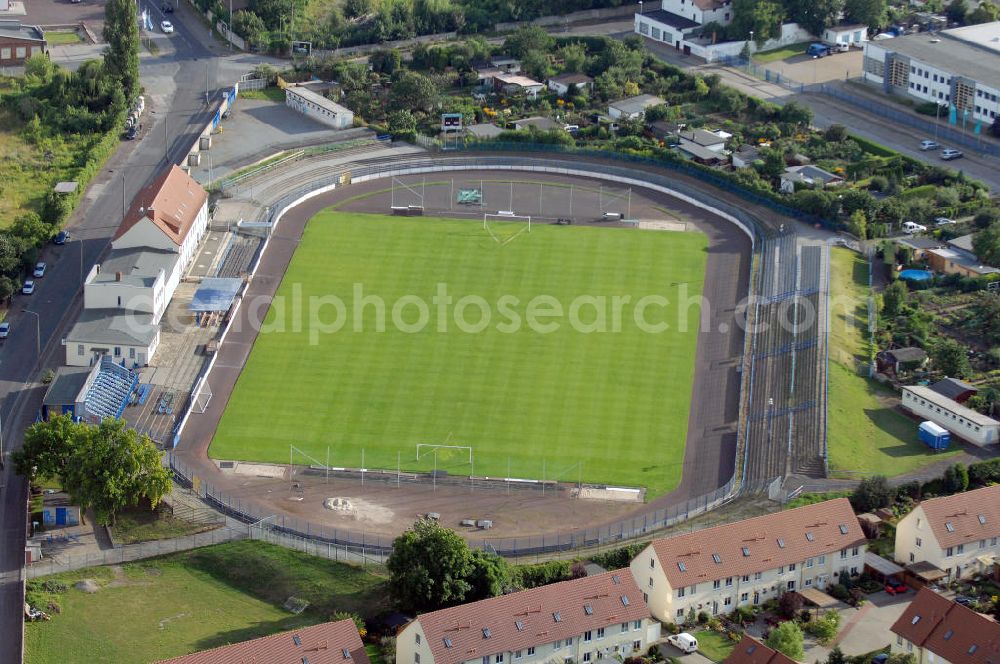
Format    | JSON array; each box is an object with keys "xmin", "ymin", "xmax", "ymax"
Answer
[
  {"xmin": 723, "ymin": 635, "xmax": 796, "ymax": 664},
  {"xmin": 411, "ymin": 570, "xmax": 649, "ymax": 664},
  {"xmin": 650, "ymin": 499, "xmax": 866, "ymax": 587},
  {"xmin": 890, "ymin": 587, "xmax": 1000, "ymax": 664},
  {"xmin": 114, "ymin": 165, "xmax": 208, "ymax": 247},
  {"xmin": 156, "ymin": 619, "xmax": 369, "ymax": 664},
  {"xmin": 915, "ymin": 485, "xmax": 1000, "ymax": 549}
]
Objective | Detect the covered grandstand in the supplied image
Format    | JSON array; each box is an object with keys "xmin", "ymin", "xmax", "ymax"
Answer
[
  {"xmin": 189, "ymin": 277, "xmax": 242, "ymax": 326},
  {"xmin": 41, "ymin": 357, "xmax": 139, "ymax": 422}
]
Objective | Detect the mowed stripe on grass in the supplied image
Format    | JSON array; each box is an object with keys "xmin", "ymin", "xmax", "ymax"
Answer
[{"xmin": 210, "ymin": 213, "xmax": 708, "ymax": 496}]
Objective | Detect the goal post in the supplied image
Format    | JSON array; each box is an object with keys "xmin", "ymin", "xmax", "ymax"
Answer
[
  {"xmin": 416, "ymin": 444, "xmax": 473, "ymax": 464},
  {"xmin": 484, "ymin": 211, "xmax": 532, "ymax": 245}
]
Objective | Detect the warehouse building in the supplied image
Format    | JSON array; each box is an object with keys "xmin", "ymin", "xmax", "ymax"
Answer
[
  {"xmin": 862, "ymin": 21, "xmax": 1000, "ymax": 125},
  {"xmin": 900, "ymin": 385, "xmax": 1000, "ymax": 446}
]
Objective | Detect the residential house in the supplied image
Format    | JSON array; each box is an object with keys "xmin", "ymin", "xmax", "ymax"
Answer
[
  {"xmin": 947, "ymin": 233, "xmax": 975, "ymax": 253},
  {"xmin": 512, "ymin": 116, "xmax": 562, "ymax": 131},
  {"xmin": 894, "ymin": 484, "xmax": 1000, "ymax": 581},
  {"xmin": 396, "ymin": 570, "xmax": 660, "ymax": 664},
  {"xmin": 779, "ymin": 165, "xmax": 845, "ymax": 193},
  {"xmin": 676, "ymin": 128, "xmax": 730, "ymax": 164},
  {"xmin": 731, "ymin": 145, "xmax": 761, "ymax": 169},
  {"xmin": 629, "ymin": 498, "xmax": 866, "ymax": 624},
  {"xmin": 0, "ymin": 20, "xmax": 46, "ymax": 66},
  {"xmin": 822, "ymin": 24, "xmax": 869, "ymax": 47},
  {"xmin": 659, "ymin": 0, "xmax": 734, "ymax": 26},
  {"xmin": 894, "ymin": 236, "xmax": 942, "ymax": 262},
  {"xmin": 649, "ymin": 121, "xmax": 683, "ymax": 140},
  {"xmin": 547, "ymin": 73, "xmax": 594, "ymax": 96},
  {"xmin": 608, "ymin": 94, "xmax": 666, "ymax": 120},
  {"xmin": 723, "ymin": 635, "xmax": 797, "ymax": 664},
  {"xmin": 65, "ymin": 165, "xmax": 208, "ymax": 367},
  {"xmin": 926, "ymin": 246, "xmax": 1000, "ymax": 279},
  {"xmin": 928, "ymin": 377, "xmax": 977, "ymax": 404},
  {"xmin": 490, "ymin": 56, "xmax": 521, "ymax": 74},
  {"xmin": 285, "ymin": 84, "xmax": 354, "ymax": 130},
  {"xmin": 493, "ymin": 74, "xmax": 545, "ymax": 99},
  {"xmin": 635, "ymin": 8, "xmax": 700, "ymax": 51},
  {"xmin": 900, "ymin": 385, "xmax": 1000, "ymax": 446},
  {"xmin": 876, "ymin": 347, "xmax": 928, "ymax": 375},
  {"xmin": 889, "ymin": 587, "xmax": 1000, "ymax": 663},
  {"xmin": 157, "ymin": 618, "xmax": 370, "ymax": 664}
]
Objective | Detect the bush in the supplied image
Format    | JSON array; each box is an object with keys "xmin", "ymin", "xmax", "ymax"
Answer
[
  {"xmin": 804, "ymin": 610, "xmax": 841, "ymax": 645},
  {"xmin": 515, "ymin": 560, "xmax": 572, "ymax": 589},
  {"xmin": 590, "ymin": 543, "xmax": 645, "ymax": 570},
  {"xmin": 697, "ymin": 611, "xmax": 710, "ymax": 624},
  {"xmin": 827, "ymin": 583, "xmax": 850, "ymax": 602},
  {"xmin": 851, "ymin": 475, "xmax": 893, "ymax": 513},
  {"xmin": 969, "ymin": 458, "xmax": 1000, "ymax": 487},
  {"xmin": 778, "ymin": 591, "xmax": 804, "ymax": 618}
]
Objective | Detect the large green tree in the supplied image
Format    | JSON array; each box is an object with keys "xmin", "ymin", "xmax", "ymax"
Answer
[
  {"xmin": 844, "ymin": 0, "xmax": 886, "ymax": 27},
  {"xmin": 14, "ymin": 416, "xmax": 171, "ymax": 525},
  {"xmin": 973, "ymin": 222, "xmax": 1000, "ymax": 266},
  {"xmin": 503, "ymin": 25, "xmax": 554, "ymax": 58},
  {"xmin": 765, "ymin": 621, "xmax": 804, "ymax": 660},
  {"xmin": 387, "ymin": 520, "xmax": 471, "ymax": 612},
  {"xmin": 930, "ymin": 338, "xmax": 972, "ymax": 378},
  {"xmin": 785, "ymin": 0, "xmax": 844, "ymax": 35},
  {"xmin": 731, "ymin": 0, "xmax": 784, "ymax": 44},
  {"xmin": 103, "ymin": 0, "xmax": 140, "ymax": 101},
  {"xmin": 388, "ymin": 71, "xmax": 439, "ymax": 112}
]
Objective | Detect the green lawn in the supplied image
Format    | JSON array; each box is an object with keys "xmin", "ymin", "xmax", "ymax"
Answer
[
  {"xmin": 237, "ymin": 87, "xmax": 285, "ymax": 103},
  {"xmin": 827, "ymin": 248, "xmax": 961, "ymax": 476},
  {"xmin": 752, "ymin": 42, "xmax": 810, "ymax": 63},
  {"xmin": 694, "ymin": 630, "xmax": 736, "ymax": 662},
  {"xmin": 25, "ymin": 541, "xmax": 387, "ymax": 664},
  {"xmin": 211, "ymin": 212, "xmax": 708, "ymax": 496},
  {"xmin": 45, "ymin": 31, "xmax": 83, "ymax": 45},
  {"xmin": 111, "ymin": 503, "xmax": 221, "ymax": 545}
]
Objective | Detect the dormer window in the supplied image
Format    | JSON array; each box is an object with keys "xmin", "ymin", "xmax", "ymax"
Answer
[
  {"xmin": 621, "ymin": 596, "xmax": 630, "ymax": 607},
  {"xmin": 978, "ymin": 514, "xmax": 986, "ymax": 525},
  {"xmin": 343, "ymin": 649, "xmax": 352, "ymax": 659},
  {"xmin": 677, "ymin": 562, "xmax": 687, "ymax": 572},
  {"xmin": 483, "ymin": 628, "xmax": 491, "ymax": 639},
  {"xmin": 712, "ymin": 554, "xmax": 721, "ymax": 564},
  {"xmin": 553, "ymin": 612, "xmax": 562, "ymax": 623},
  {"xmin": 839, "ymin": 524, "xmax": 848, "ymax": 534},
  {"xmin": 515, "ymin": 621, "xmax": 525, "ymax": 632},
  {"xmin": 912, "ymin": 616, "xmax": 921, "ymax": 625},
  {"xmin": 946, "ymin": 522, "xmax": 955, "ymax": 532},
  {"xmin": 776, "ymin": 538, "xmax": 785, "ymax": 549},
  {"xmin": 444, "ymin": 638, "xmax": 454, "ymax": 648},
  {"xmin": 584, "ymin": 604, "xmax": 593, "ymax": 615},
  {"xmin": 805, "ymin": 532, "xmax": 815, "ymax": 542},
  {"xmin": 742, "ymin": 547, "xmax": 750, "ymax": 557}
]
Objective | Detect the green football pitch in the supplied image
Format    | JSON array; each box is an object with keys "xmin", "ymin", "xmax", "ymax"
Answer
[{"xmin": 210, "ymin": 212, "xmax": 708, "ymax": 496}]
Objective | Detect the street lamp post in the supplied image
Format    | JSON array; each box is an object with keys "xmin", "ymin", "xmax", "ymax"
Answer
[
  {"xmin": 638, "ymin": 0, "xmax": 643, "ymax": 14},
  {"xmin": 23, "ymin": 309, "xmax": 40, "ymax": 370}
]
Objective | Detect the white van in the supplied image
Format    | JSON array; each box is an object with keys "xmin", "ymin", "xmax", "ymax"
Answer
[
  {"xmin": 902, "ymin": 221, "xmax": 927, "ymax": 234},
  {"xmin": 666, "ymin": 632, "xmax": 698, "ymax": 654}
]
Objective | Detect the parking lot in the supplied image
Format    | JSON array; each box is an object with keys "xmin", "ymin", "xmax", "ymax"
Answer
[
  {"xmin": 757, "ymin": 48, "xmax": 864, "ymax": 85},
  {"xmin": 22, "ymin": 0, "xmax": 107, "ymax": 28}
]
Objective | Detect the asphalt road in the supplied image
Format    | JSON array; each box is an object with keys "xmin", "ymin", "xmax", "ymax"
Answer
[{"xmin": 0, "ymin": 4, "xmax": 228, "ymax": 660}]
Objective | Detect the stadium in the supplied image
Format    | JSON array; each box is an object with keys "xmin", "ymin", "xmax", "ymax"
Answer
[{"xmin": 176, "ymin": 153, "xmax": 822, "ymax": 551}]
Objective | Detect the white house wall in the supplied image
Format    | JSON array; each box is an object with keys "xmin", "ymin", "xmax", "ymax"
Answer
[
  {"xmin": 65, "ymin": 332, "xmax": 159, "ymax": 368},
  {"xmin": 900, "ymin": 389, "xmax": 999, "ymax": 446},
  {"xmin": 895, "ymin": 506, "xmax": 1000, "ymax": 581},
  {"xmin": 113, "ymin": 218, "xmax": 178, "ymax": 253}
]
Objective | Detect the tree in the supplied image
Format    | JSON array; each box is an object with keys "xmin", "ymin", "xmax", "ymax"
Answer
[
  {"xmin": 386, "ymin": 109, "xmax": 416, "ymax": 139},
  {"xmin": 826, "ymin": 646, "xmax": 847, "ymax": 664},
  {"xmin": 942, "ymin": 462, "xmax": 969, "ymax": 493},
  {"xmin": 521, "ymin": 49, "xmax": 553, "ymax": 81},
  {"xmin": 973, "ymin": 207, "xmax": 1000, "ymax": 229},
  {"xmin": 825, "ymin": 124, "xmax": 848, "ymax": 142},
  {"xmin": 388, "ymin": 71, "xmax": 439, "ymax": 112},
  {"xmin": 332, "ymin": 611, "xmax": 367, "ymax": 637},
  {"xmin": 887, "ymin": 654, "xmax": 917, "ymax": 664},
  {"xmin": 848, "ymin": 209, "xmax": 868, "ymax": 239},
  {"xmin": 945, "ymin": 0, "xmax": 967, "ymax": 24},
  {"xmin": 14, "ymin": 416, "xmax": 171, "ymax": 525},
  {"xmin": 844, "ymin": 0, "xmax": 886, "ymax": 27},
  {"xmin": 558, "ymin": 42, "xmax": 587, "ymax": 73},
  {"xmin": 851, "ymin": 475, "xmax": 893, "ymax": 512},
  {"xmin": 968, "ymin": 1, "xmax": 1000, "ymax": 23},
  {"xmin": 778, "ymin": 591, "xmax": 804, "ymax": 618},
  {"xmin": 103, "ymin": 0, "xmax": 141, "ymax": 101},
  {"xmin": 882, "ymin": 280, "xmax": 908, "ymax": 317},
  {"xmin": 232, "ymin": 11, "xmax": 269, "ymax": 50},
  {"xmin": 804, "ymin": 609, "xmax": 841, "ymax": 645},
  {"xmin": 779, "ymin": 101, "xmax": 813, "ymax": 127},
  {"xmin": 503, "ymin": 25, "xmax": 554, "ymax": 58},
  {"xmin": 11, "ymin": 212, "xmax": 53, "ymax": 248},
  {"xmin": 731, "ymin": 0, "xmax": 784, "ymax": 44},
  {"xmin": 386, "ymin": 519, "xmax": 475, "ymax": 612},
  {"xmin": 973, "ymin": 222, "xmax": 1000, "ymax": 266},
  {"xmin": 931, "ymin": 337, "xmax": 972, "ymax": 378},
  {"xmin": 785, "ymin": 0, "xmax": 844, "ymax": 35},
  {"xmin": 370, "ymin": 48, "xmax": 402, "ymax": 75},
  {"xmin": 765, "ymin": 621, "xmax": 804, "ymax": 660},
  {"xmin": 343, "ymin": 0, "xmax": 373, "ymax": 19}
]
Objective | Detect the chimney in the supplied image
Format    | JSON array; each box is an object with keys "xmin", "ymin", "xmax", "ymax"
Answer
[{"xmin": 116, "ymin": 271, "xmax": 123, "ymax": 282}]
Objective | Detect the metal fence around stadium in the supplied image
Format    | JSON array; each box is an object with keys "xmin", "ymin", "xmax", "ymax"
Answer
[{"xmin": 172, "ymin": 148, "xmax": 798, "ymax": 559}]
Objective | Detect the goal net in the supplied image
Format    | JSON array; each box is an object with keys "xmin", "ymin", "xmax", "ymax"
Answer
[{"xmin": 484, "ymin": 212, "xmax": 532, "ymax": 246}]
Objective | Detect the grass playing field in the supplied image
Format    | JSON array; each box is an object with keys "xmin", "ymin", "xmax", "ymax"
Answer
[{"xmin": 210, "ymin": 212, "xmax": 708, "ymax": 496}]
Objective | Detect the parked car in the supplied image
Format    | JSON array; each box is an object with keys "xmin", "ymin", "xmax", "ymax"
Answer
[
  {"xmin": 21, "ymin": 280, "xmax": 35, "ymax": 295},
  {"xmin": 124, "ymin": 124, "xmax": 138, "ymax": 140},
  {"xmin": 954, "ymin": 595, "xmax": 976, "ymax": 606},
  {"xmin": 53, "ymin": 230, "xmax": 70, "ymax": 245},
  {"xmin": 33, "ymin": 262, "xmax": 46, "ymax": 278},
  {"xmin": 935, "ymin": 217, "xmax": 956, "ymax": 226},
  {"xmin": 807, "ymin": 43, "xmax": 832, "ymax": 57},
  {"xmin": 884, "ymin": 579, "xmax": 908, "ymax": 595},
  {"xmin": 903, "ymin": 221, "xmax": 928, "ymax": 234},
  {"xmin": 666, "ymin": 633, "xmax": 698, "ymax": 654},
  {"xmin": 161, "ymin": 20, "xmax": 174, "ymax": 33},
  {"xmin": 941, "ymin": 148, "xmax": 964, "ymax": 160},
  {"xmin": 0, "ymin": 322, "xmax": 10, "ymax": 339},
  {"xmin": 920, "ymin": 139, "xmax": 940, "ymax": 151},
  {"xmin": 831, "ymin": 42, "xmax": 850, "ymax": 52}
]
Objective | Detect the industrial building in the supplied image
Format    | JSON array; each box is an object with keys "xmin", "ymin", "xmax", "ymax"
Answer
[
  {"xmin": 900, "ymin": 385, "xmax": 1000, "ymax": 446},
  {"xmin": 862, "ymin": 21, "xmax": 1000, "ymax": 125}
]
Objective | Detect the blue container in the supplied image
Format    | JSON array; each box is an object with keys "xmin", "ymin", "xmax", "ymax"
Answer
[
  {"xmin": 919, "ymin": 421, "xmax": 951, "ymax": 450},
  {"xmin": 899, "ymin": 269, "xmax": 933, "ymax": 282}
]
